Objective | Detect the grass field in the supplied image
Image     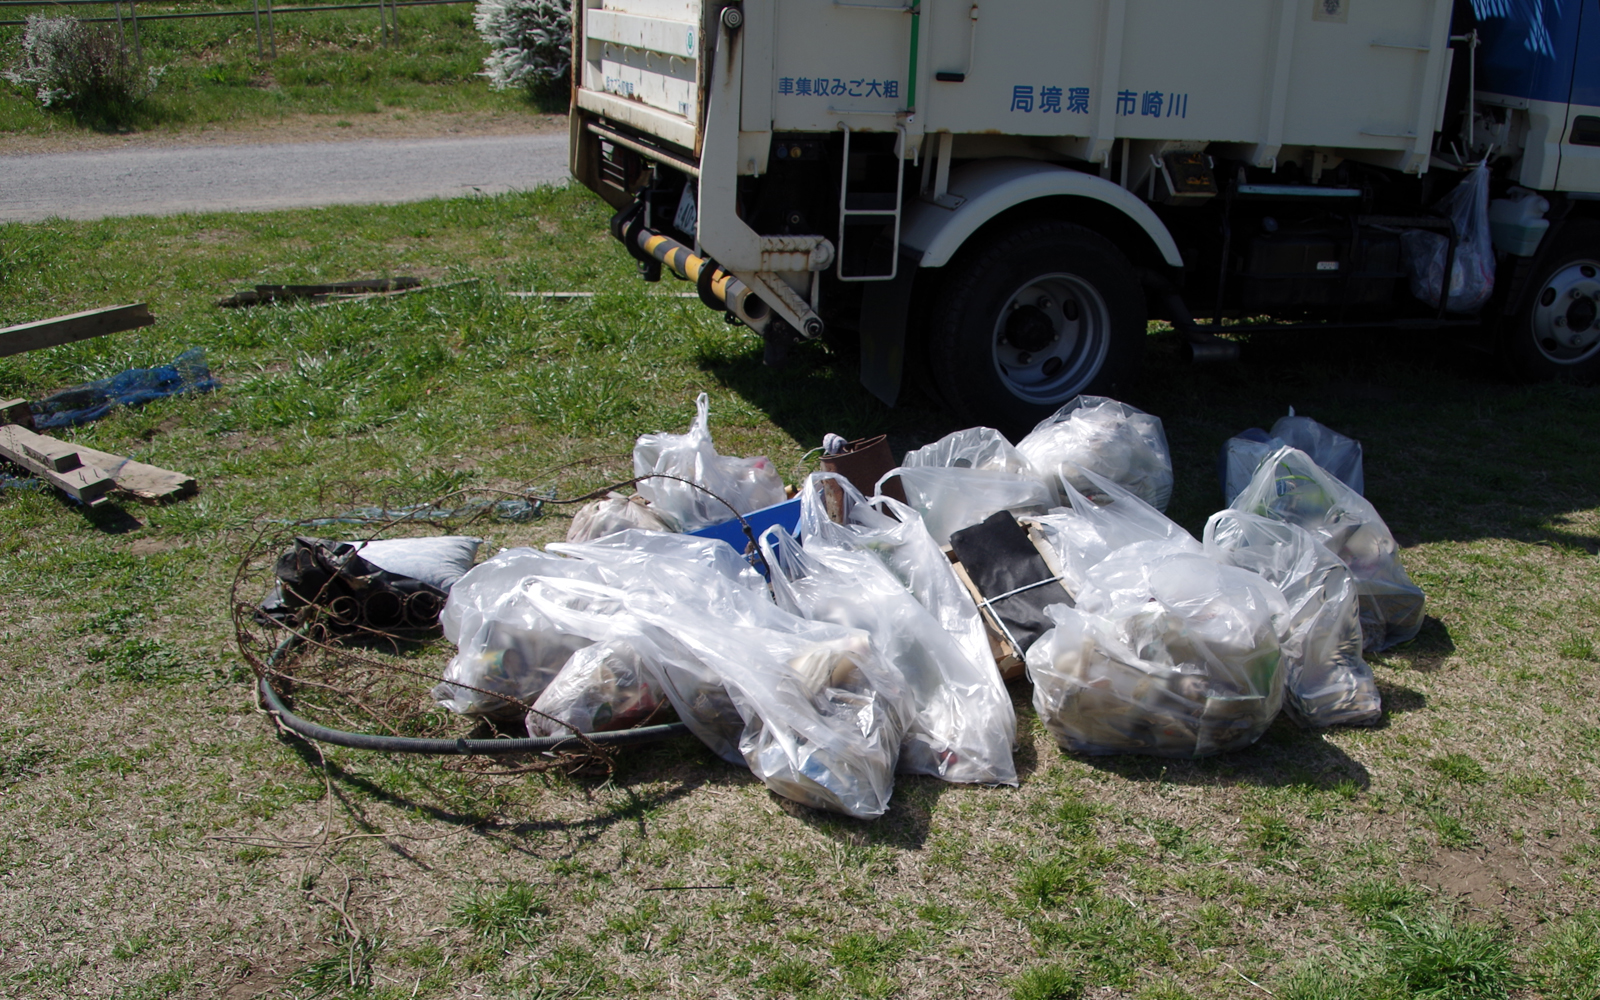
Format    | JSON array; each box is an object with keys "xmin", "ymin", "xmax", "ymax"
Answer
[
  {"xmin": 1, "ymin": 182, "xmax": 1598, "ymax": 1000},
  {"xmin": 0, "ymin": 0, "xmax": 554, "ymax": 135}
]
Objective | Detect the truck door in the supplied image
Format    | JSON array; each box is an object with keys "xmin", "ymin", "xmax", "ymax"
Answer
[
  {"xmin": 1556, "ymin": 0, "xmax": 1600, "ymax": 191},
  {"xmin": 1473, "ymin": 0, "xmax": 1583, "ymax": 189}
]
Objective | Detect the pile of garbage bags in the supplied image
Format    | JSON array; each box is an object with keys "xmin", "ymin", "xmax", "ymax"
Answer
[{"xmin": 415, "ymin": 393, "xmax": 1422, "ymax": 818}]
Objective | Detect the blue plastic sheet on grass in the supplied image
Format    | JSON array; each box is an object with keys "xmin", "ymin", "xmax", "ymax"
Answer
[{"xmin": 31, "ymin": 348, "xmax": 219, "ymax": 430}]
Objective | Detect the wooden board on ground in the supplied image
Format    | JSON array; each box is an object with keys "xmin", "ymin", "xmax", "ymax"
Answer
[
  {"xmin": 217, "ymin": 278, "xmax": 420, "ymax": 308},
  {"xmin": 0, "ymin": 399, "xmax": 32, "ymax": 429},
  {"xmin": 19, "ymin": 433, "xmax": 82, "ymax": 473},
  {"xmin": 948, "ymin": 555, "xmax": 1027, "ymax": 680},
  {"xmin": 0, "ymin": 426, "xmax": 114, "ymax": 505},
  {"xmin": 0, "ymin": 304, "xmax": 155, "ymax": 359},
  {"xmin": 70, "ymin": 443, "xmax": 196, "ymax": 502}
]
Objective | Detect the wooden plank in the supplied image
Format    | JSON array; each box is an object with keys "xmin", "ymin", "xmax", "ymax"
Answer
[
  {"xmin": 217, "ymin": 278, "xmax": 421, "ymax": 308},
  {"xmin": 0, "ymin": 399, "xmax": 32, "ymax": 429},
  {"xmin": 315, "ymin": 278, "xmax": 480, "ymax": 306},
  {"xmin": 69, "ymin": 443, "xmax": 196, "ymax": 502},
  {"xmin": 0, "ymin": 426, "xmax": 114, "ymax": 506},
  {"xmin": 19, "ymin": 434, "xmax": 81, "ymax": 473},
  {"xmin": 0, "ymin": 304, "xmax": 154, "ymax": 359}
]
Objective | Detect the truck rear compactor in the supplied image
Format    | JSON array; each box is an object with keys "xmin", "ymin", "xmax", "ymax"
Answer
[{"xmin": 569, "ymin": 0, "xmax": 1600, "ymax": 428}]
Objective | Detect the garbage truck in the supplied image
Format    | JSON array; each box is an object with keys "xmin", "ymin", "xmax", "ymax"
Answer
[{"xmin": 567, "ymin": 0, "xmax": 1600, "ymax": 428}]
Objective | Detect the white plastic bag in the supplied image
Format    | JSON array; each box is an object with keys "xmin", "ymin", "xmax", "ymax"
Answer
[
  {"xmin": 434, "ymin": 548, "xmax": 611, "ymax": 717},
  {"xmin": 884, "ymin": 466, "xmax": 1053, "ymax": 546},
  {"xmin": 632, "ymin": 393, "xmax": 787, "ymax": 531},
  {"xmin": 798, "ymin": 473, "xmax": 994, "ymax": 674},
  {"xmin": 350, "ymin": 535, "xmax": 482, "ymax": 593},
  {"xmin": 527, "ymin": 634, "xmax": 675, "ymax": 737},
  {"xmin": 1026, "ymin": 549, "xmax": 1288, "ymax": 758},
  {"xmin": 1205, "ymin": 510, "xmax": 1381, "ymax": 727},
  {"xmin": 565, "ymin": 493, "xmax": 672, "ymax": 542},
  {"xmin": 900, "ymin": 426, "xmax": 1031, "ymax": 474},
  {"xmin": 1016, "ymin": 395, "xmax": 1174, "ymax": 511},
  {"xmin": 1029, "ymin": 468, "xmax": 1199, "ymax": 596},
  {"xmin": 1271, "ymin": 411, "xmax": 1364, "ymax": 496},
  {"xmin": 1231, "ymin": 446, "xmax": 1425, "ymax": 651},
  {"xmin": 761, "ymin": 525, "xmax": 1018, "ymax": 786},
  {"xmin": 1221, "ymin": 412, "xmax": 1365, "ymax": 506},
  {"xmin": 632, "ymin": 603, "xmax": 911, "ymax": 818},
  {"xmin": 1401, "ymin": 161, "xmax": 1496, "ymax": 313}
]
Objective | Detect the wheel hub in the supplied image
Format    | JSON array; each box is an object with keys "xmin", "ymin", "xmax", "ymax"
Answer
[
  {"xmin": 991, "ymin": 274, "xmax": 1109, "ymax": 404},
  {"xmin": 1532, "ymin": 260, "xmax": 1600, "ymax": 363}
]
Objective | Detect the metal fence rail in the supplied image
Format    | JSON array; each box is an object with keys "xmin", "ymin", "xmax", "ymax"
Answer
[{"xmin": 0, "ymin": 0, "xmax": 476, "ymax": 57}]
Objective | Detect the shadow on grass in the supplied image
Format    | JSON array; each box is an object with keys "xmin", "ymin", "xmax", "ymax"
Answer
[
  {"xmin": 272, "ymin": 726, "xmax": 709, "ymax": 851},
  {"xmin": 1370, "ymin": 616, "xmax": 1457, "ymax": 673},
  {"xmin": 707, "ymin": 320, "xmax": 1600, "ymax": 554},
  {"xmin": 1070, "ymin": 716, "xmax": 1379, "ymax": 792}
]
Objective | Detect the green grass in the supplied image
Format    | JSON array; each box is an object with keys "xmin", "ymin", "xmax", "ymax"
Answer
[
  {"xmin": 451, "ymin": 882, "xmax": 548, "ymax": 949},
  {"xmin": 1, "ymin": 183, "xmax": 1598, "ymax": 998},
  {"xmin": 0, "ymin": 1, "xmax": 556, "ymax": 134}
]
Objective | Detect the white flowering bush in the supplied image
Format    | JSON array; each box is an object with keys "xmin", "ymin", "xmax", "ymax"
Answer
[
  {"xmin": 3, "ymin": 15, "xmax": 159, "ymax": 115},
  {"xmin": 474, "ymin": 0, "xmax": 571, "ymax": 94}
]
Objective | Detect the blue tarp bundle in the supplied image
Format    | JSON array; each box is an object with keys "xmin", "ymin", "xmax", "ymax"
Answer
[{"xmin": 31, "ymin": 348, "xmax": 219, "ymax": 430}]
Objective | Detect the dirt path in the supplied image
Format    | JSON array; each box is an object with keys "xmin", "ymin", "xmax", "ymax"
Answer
[{"xmin": 0, "ymin": 109, "xmax": 568, "ymax": 156}]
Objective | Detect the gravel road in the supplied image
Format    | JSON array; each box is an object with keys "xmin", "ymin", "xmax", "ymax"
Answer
[{"xmin": 0, "ymin": 132, "xmax": 572, "ymax": 223}]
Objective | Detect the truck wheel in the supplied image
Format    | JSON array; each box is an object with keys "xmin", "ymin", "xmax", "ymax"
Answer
[
  {"xmin": 1508, "ymin": 221, "xmax": 1600, "ymax": 383},
  {"xmin": 926, "ymin": 219, "xmax": 1145, "ymax": 431}
]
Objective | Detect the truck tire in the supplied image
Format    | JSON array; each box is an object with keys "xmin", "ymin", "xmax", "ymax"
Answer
[
  {"xmin": 925, "ymin": 219, "xmax": 1145, "ymax": 432},
  {"xmin": 1507, "ymin": 220, "xmax": 1600, "ymax": 383}
]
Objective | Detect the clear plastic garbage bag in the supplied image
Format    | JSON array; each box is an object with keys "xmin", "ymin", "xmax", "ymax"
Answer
[
  {"xmin": 798, "ymin": 473, "xmax": 994, "ymax": 675},
  {"xmin": 761, "ymin": 524, "xmax": 1018, "ymax": 786},
  {"xmin": 548, "ymin": 529, "xmax": 772, "ymax": 623},
  {"xmin": 632, "ymin": 392, "xmax": 787, "ymax": 531},
  {"xmin": 632, "ymin": 603, "xmax": 911, "ymax": 819},
  {"xmin": 434, "ymin": 548, "xmax": 611, "ymax": 717},
  {"xmin": 1016, "ymin": 395, "xmax": 1174, "ymax": 511},
  {"xmin": 1204, "ymin": 510, "xmax": 1382, "ymax": 727},
  {"xmin": 1221, "ymin": 412, "xmax": 1365, "ymax": 507},
  {"xmin": 1401, "ymin": 161, "xmax": 1496, "ymax": 314},
  {"xmin": 1231, "ymin": 446, "xmax": 1425, "ymax": 651},
  {"xmin": 1026, "ymin": 549, "xmax": 1288, "ymax": 758},
  {"xmin": 1030, "ymin": 468, "xmax": 1199, "ymax": 596},
  {"xmin": 900, "ymin": 426, "xmax": 1032, "ymax": 474},
  {"xmin": 566, "ymin": 492, "xmax": 672, "ymax": 542},
  {"xmin": 884, "ymin": 465, "xmax": 1053, "ymax": 546},
  {"xmin": 527, "ymin": 634, "xmax": 674, "ymax": 736}
]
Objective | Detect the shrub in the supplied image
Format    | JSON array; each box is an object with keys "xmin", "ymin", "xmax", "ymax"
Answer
[
  {"xmin": 473, "ymin": 0, "xmax": 570, "ymax": 94},
  {"xmin": 3, "ymin": 15, "xmax": 160, "ymax": 116}
]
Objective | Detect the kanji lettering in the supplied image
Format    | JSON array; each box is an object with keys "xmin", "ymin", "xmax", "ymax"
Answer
[
  {"xmin": 883, "ymin": 80, "xmax": 899, "ymax": 99},
  {"xmin": 1011, "ymin": 85, "xmax": 1035, "ymax": 113},
  {"xmin": 865, "ymin": 79, "xmax": 882, "ymax": 97},
  {"xmin": 1116, "ymin": 89, "xmax": 1138, "ymax": 115},
  {"xmin": 1165, "ymin": 93, "xmax": 1188, "ymax": 118},
  {"xmin": 1066, "ymin": 87, "xmax": 1090, "ymax": 114},
  {"xmin": 1141, "ymin": 90, "xmax": 1163, "ymax": 116},
  {"xmin": 778, "ymin": 77, "xmax": 795, "ymax": 95},
  {"xmin": 1040, "ymin": 86, "xmax": 1063, "ymax": 113},
  {"xmin": 795, "ymin": 77, "xmax": 812, "ymax": 96}
]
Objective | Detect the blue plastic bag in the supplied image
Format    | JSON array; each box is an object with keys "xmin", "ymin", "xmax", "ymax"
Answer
[{"xmin": 31, "ymin": 348, "xmax": 219, "ymax": 430}]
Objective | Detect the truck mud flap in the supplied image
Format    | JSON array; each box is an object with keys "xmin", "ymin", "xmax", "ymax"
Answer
[{"xmin": 858, "ymin": 251, "xmax": 922, "ymax": 406}]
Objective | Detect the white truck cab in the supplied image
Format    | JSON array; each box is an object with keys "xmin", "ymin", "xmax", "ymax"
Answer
[{"xmin": 571, "ymin": 0, "xmax": 1600, "ymax": 429}]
